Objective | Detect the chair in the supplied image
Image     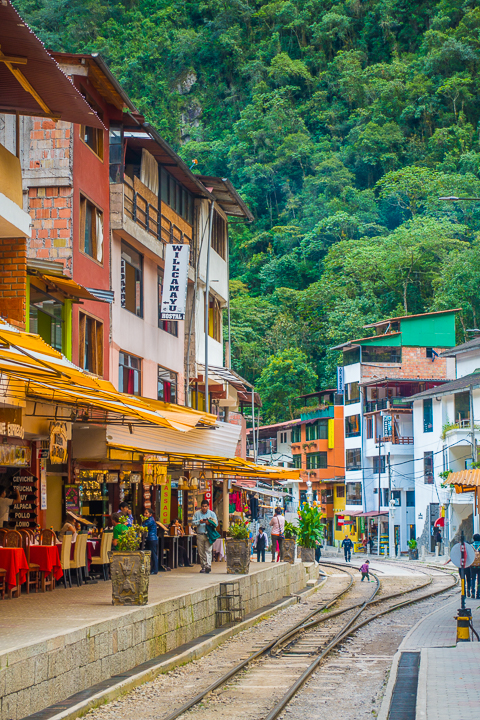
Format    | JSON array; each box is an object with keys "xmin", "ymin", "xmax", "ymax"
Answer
[
  {"xmin": 70, "ymin": 533, "xmax": 88, "ymax": 586},
  {"xmin": 40, "ymin": 529, "xmax": 57, "ymax": 545},
  {"xmin": 0, "ymin": 528, "xmax": 8, "ymax": 546},
  {"xmin": 18, "ymin": 529, "xmax": 40, "ymax": 594},
  {"xmin": 59, "ymin": 532, "xmax": 73, "ymax": 588},
  {"xmin": 4, "ymin": 529, "xmax": 22, "ymax": 547},
  {"xmin": 91, "ymin": 532, "xmax": 113, "ymax": 581}
]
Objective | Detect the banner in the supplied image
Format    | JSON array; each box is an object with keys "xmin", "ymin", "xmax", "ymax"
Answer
[
  {"xmin": 337, "ymin": 366, "xmax": 344, "ymax": 394},
  {"xmin": 204, "ymin": 479, "xmax": 213, "ymax": 510},
  {"xmin": 160, "ymin": 475, "xmax": 171, "ymax": 525},
  {"xmin": 161, "ymin": 243, "xmax": 190, "ymax": 320},
  {"xmin": 49, "ymin": 421, "xmax": 68, "ymax": 464}
]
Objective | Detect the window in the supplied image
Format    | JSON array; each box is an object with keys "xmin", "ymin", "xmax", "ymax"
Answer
[
  {"xmin": 306, "ymin": 452, "xmax": 327, "ymax": 469},
  {"xmin": 423, "ymin": 398, "xmax": 433, "ymax": 433},
  {"xmin": 366, "ymin": 416, "xmax": 374, "ymax": 439},
  {"xmin": 343, "ymin": 347, "xmax": 360, "ymax": 366},
  {"xmin": 291, "ymin": 426, "xmax": 301, "ymax": 443},
  {"xmin": 406, "ymin": 490, "xmax": 415, "ymax": 507},
  {"xmin": 279, "ymin": 432, "xmax": 288, "ymax": 444},
  {"xmin": 346, "ymin": 482, "xmax": 362, "ymax": 505},
  {"xmin": 424, "ymin": 451, "xmax": 434, "ymax": 484},
  {"xmin": 119, "ymin": 352, "xmax": 141, "ymax": 395},
  {"xmin": 109, "ymin": 124, "xmax": 123, "ymax": 183},
  {"xmin": 426, "ymin": 347, "xmax": 433, "ymax": 358},
  {"xmin": 211, "ymin": 211, "xmax": 227, "ymax": 259},
  {"xmin": 361, "ymin": 345, "xmax": 402, "ymax": 364},
  {"xmin": 79, "ymin": 313, "xmax": 103, "ymax": 376},
  {"xmin": 305, "ymin": 420, "xmax": 328, "ymax": 441},
  {"xmin": 391, "ymin": 490, "xmax": 401, "ymax": 506},
  {"xmin": 381, "ymin": 489, "xmax": 390, "ymax": 506},
  {"xmin": 455, "ymin": 391, "xmax": 470, "ymax": 424},
  {"xmin": 373, "ymin": 456, "xmax": 386, "ymax": 475},
  {"xmin": 80, "ymin": 196, "xmax": 103, "ymax": 263},
  {"xmin": 80, "ymin": 125, "xmax": 104, "ymax": 159},
  {"xmin": 345, "ymin": 381, "xmax": 360, "ymax": 405},
  {"xmin": 157, "ymin": 273, "xmax": 178, "ymax": 336},
  {"xmin": 160, "ymin": 167, "xmax": 194, "ymax": 225},
  {"xmin": 29, "ymin": 284, "xmax": 63, "ymax": 351},
  {"xmin": 207, "ymin": 294, "xmax": 222, "ymax": 342},
  {"xmin": 158, "ymin": 366, "xmax": 177, "ymax": 403},
  {"xmin": 336, "ymin": 485, "xmax": 345, "ymax": 499},
  {"xmin": 321, "ymin": 488, "xmax": 333, "ymax": 504},
  {"xmin": 346, "ymin": 448, "xmax": 361, "ymax": 471},
  {"xmin": 293, "ymin": 455, "xmax": 302, "ymax": 469},
  {"xmin": 345, "ymin": 414, "xmax": 361, "ymax": 438},
  {"xmin": 121, "ymin": 242, "xmax": 143, "ymax": 317}
]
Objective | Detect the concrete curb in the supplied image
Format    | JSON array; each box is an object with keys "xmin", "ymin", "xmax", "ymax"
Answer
[
  {"xmin": 416, "ymin": 649, "xmax": 428, "ymax": 720},
  {"xmin": 376, "ymin": 650, "xmax": 402, "ymax": 720},
  {"xmin": 26, "ymin": 577, "xmax": 326, "ymax": 720}
]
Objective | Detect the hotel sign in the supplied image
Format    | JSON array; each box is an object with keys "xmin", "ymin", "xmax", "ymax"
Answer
[{"xmin": 161, "ymin": 244, "xmax": 190, "ymax": 320}]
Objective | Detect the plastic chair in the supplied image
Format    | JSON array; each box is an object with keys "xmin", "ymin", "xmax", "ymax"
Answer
[
  {"xmin": 40, "ymin": 529, "xmax": 57, "ymax": 546},
  {"xmin": 18, "ymin": 529, "xmax": 40, "ymax": 594},
  {"xmin": 91, "ymin": 532, "xmax": 113, "ymax": 581},
  {"xmin": 70, "ymin": 533, "xmax": 87, "ymax": 586},
  {"xmin": 59, "ymin": 532, "xmax": 73, "ymax": 588}
]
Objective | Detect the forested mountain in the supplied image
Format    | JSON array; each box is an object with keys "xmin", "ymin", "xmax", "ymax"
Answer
[{"xmin": 15, "ymin": 0, "xmax": 480, "ymax": 420}]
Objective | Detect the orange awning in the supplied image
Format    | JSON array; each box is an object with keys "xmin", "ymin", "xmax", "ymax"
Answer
[{"xmin": 448, "ymin": 469, "xmax": 480, "ymax": 493}]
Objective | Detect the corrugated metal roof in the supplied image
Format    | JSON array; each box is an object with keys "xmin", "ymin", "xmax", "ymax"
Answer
[
  {"xmin": 86, "ymin": 288, "xmax": 114, "ymax": 304},
  {"xmin": 409, "ymin": 370, "xmax": 480, "ymax": 400},
  {"xmin": 0, "ymin": 1, "xmax": 103, "ymax": 127},
  {"xmin": 196, "ymin": 175, "xmax": 253, "ymax": 220},
  {"xmin": 439, "ymin": 337, "xmax": 480, "ymax": 358},
  {"xmin": 363, "ymin": 309, "xmax": 461, "ymax": 328}
]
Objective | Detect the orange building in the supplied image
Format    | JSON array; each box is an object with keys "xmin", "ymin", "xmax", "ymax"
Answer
[{"xmin": 293, "ymin": 389, "xmax": 345, "ymax": 545}]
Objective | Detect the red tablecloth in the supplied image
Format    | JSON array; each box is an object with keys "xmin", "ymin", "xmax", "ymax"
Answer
[
  {"xmin": 88, "ymin": 539, "xmax": 101, "ymax": 557},
  {"xmin": 30, "ymin": 545, "xmax": 63, "ymax": 581},
  {"xmin": 0, "ymin": 547, "xmax": 29, "ymax": 589}
]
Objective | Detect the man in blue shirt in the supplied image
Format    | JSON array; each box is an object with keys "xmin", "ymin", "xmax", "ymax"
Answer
[
  {"xmin": 142, "ymin": 507, "xmax": 158, "ymax": 574},
  {"xmin": 192, "ymin": 500, "xmax": 218, "ymax": 573}
]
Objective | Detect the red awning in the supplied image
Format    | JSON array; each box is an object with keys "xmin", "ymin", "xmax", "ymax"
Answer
[{"xmin": 434, "ymin": 516, "xmax": 445, "ymax": 527}]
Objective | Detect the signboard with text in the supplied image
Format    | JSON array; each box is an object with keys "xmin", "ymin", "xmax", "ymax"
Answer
[
  {"xmin": 161, "ymin": 244, "xmax": 190, "ymax": 320},
  {"xmin": 160, "ymin": 476, "xmax": 171, "ymax": 525}
]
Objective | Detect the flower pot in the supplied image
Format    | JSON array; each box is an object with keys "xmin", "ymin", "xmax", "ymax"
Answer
[
  {"xmin": 408, "ymin": 548, "xmax": 418, "ymax": 560},
  {"xmin": 283, "ymin": 538, "xmax": 296, "ymax": 564},
  {"xmin": 226, "ymin": 538, "xmax": 251, "ymax": 574},
  {"xmin": 109, "ymin": 550, "xmax": 151, "ymax": 605},
  {"xmin": 300, "ymin": 546, "xmax": 315, "ymax": 563}
]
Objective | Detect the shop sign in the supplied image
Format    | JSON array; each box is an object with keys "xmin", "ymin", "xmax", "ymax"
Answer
[
  {"xmin": 204, "ymin": 479, "xmax": 213, "ymax": 510},
  {"xmin": 160, "ymin": 476, "xmax": 171, "ymax": 525},
  {"xmin": 38, "ymin": 449, "xmax": 49, "ymax": 459},
  {"xmin": 106, "ymin": 472, "xmax": 119, "ymax": 484},
  {"xmin": 40, "ymin": 459, "xmax": 47, "ymax": 510},
  {"xmin": 0, "ymin": 422, "xmax": 25, "ymax": 439},
  {"xmin": 382, "ymin": 414, "xmax": 392, "ymax": 437},
  {"xmin": 65, "ymin": 485, "xmax": 80, "ymax": 513},
  {"xmin": 143, "ymin": 461, "xmax": 167, "ymax": 485},
  {"xmin": 187, "ymin": 492, "xmax": 195, "ymax": 523},
  {"xmin": 143, "ymin": 484, "xmax": 152, "ymax": 510},
  {"xmin": 0, "ymin": 444, "xmax": 31, "ymax": 467},
  {"xmin": 337, "ymin": 515, "xmax": 344, "ymax": 526},
  {"xmin": 49, "ymin": 422, "xmax": 68, "ymax": 464},
  {"xmin": 358, "ymin": 516, "xmax": 365, "ymax": 533},
  {"xmin": 337, "ymin": 366, "xmax": 344, "ymax": 395},
  {"xmin": 130, "ymin": 473, "xmax": 141, "ymax": 484},
  {"xmin": 10, "ymin": 474, "xmax": 37, "ymax": 527},
  {"xmin": 160, "ymin": 243, "xmax": 190, "ymax": 320}
]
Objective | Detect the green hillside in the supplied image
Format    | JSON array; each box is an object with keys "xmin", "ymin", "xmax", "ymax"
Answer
[{"xmin": 15, "ymin": 0, "xmax": 480, "ymax": 420}]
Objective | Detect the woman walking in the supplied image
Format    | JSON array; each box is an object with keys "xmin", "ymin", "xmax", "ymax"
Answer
[{"xmin": 270, "ymin": 507, "xmax": 285, "ymax": 562}]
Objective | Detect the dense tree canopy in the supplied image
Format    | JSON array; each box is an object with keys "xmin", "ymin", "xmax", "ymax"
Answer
[{"xmin": 15, "ymin": 0, "xmax": 480, "ymax": 420}]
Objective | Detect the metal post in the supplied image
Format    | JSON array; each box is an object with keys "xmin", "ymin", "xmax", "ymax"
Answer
[
  {"xmin": 222, "ymin": 477, "xmax": 229, "ymax": 533},
  {"xmin": 377, "ymin": 434, "xmax": 382, "ymax": 555},
  {"xmin": 456, "ymin": 530, "xmax": 472, "ymax": 642},
  {"xmin": 204, "ymin": 201, "xmax": 215, "ymax": 412},
  {"xmin": 251, "ymin": 389, "xmax": 256, "ymax": 462}
]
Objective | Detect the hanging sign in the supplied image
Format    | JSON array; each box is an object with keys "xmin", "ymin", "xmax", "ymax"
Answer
[
  {"xmin": 161, "ymin": 244, "xmax": 190, "ymax": 320},
  {"xmin": 10, "ymin": 474, "xmax": 38, "ymax": 527},
  {"xmin": 337, "ymin": 366, "xmax": 344, "ymax": 395},
  {"xmin": 383, "ymin": 415, "xmax": 392, "ymax": 437},
  {"xmin": 204, "ymin": 478, "xmax": 213, "ymax": 510},
  {"xmin": 49, "ymin": 422, "xmax": 68, "ymax": 464},
  {"xmin": 65, "ymin": 484, "xmax": 80, "ymax": 513},
  {"xmin": 40, "ymin": 459, "xmax": 47, "ymax": 510},
  {"xmin": 160, "ymin": 475, "xmax": 171, "ymax": 525}
]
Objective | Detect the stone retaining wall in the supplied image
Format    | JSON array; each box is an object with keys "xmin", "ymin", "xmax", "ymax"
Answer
[{"xmin": 0, "ymin": 562, "xmax": 317, "ymax": 720}]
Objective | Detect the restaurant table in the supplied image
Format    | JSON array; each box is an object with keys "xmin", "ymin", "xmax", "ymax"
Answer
[
  {"xmin": 179, "ymin": 535, "xmax": 195, "ymax": 564},
  {"xmin": 0, "ymin": 547, "xmax": 29, "ymax": 590},
  {"xmin": 65, "ymin": 540, "xmax": 95, "ymax": 569},
  {"xmin": 30, "ymin": 545, "xmax": 63, "ymax": 581},
  {"xmin": 162, "ymin": 535, "xmax": 179, "ymax": 569}
]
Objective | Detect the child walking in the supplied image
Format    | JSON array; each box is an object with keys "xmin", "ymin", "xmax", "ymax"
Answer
[{"xmin": 359, "ymin": 559, "xmax": 370, "ymax": 582}]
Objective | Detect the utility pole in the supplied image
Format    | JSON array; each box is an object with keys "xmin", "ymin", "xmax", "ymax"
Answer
[
  {"xmin": 204, "ymin": 201, "xmax": 215, "ymax": 413},
  {"xmin": 377, "ymin": 433, "xmax": 382, "ymax": 556}
]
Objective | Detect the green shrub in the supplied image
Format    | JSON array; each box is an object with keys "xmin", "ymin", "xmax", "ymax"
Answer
[
  {"xmin": 407, "ymin": 539, "xmax": 417, "ymax": 550},
  {"xmin": 284, "ymin": 521, "xmax": 298, "ymax": 540},
  {"xmin": 228, "ymin": 520, "xmax": 250, "ymax": 540},
  {"xmin": 116, "ymin": 524, "xmax": 147, "ymax": 552},
  {"xmin": 297, "ymin": 503, "xmax": 325, "ymax": 549}
]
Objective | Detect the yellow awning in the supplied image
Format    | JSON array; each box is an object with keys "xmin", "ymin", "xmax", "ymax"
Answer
[
  {"xmin": 0, "ymin": 323, "xmax": 216, "ymax": 432},
  {"xmin": 448, "ymin": 469, "xmax": 480, "ymax": 493},
  {"xmin": 41, "ymin": 275, "xmax": 105, "ymax": 302}
]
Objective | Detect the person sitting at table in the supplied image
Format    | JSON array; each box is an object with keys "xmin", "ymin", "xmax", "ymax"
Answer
[
  {"xmin": 112, "ymin": 512, "xmax": 128, "ymax": 548},
  {"xmin": 142, "ymin": 508, "xmax": 159, "ymax": 575},
  {"xmin": 58, "ymin": 521, "xmax": 77, "ymax": 542},
  {"xmin": 119, "ymin": 502, "xmax": 133, "ymax": 527},
  {"xmin": 0, "ymin": 484, "xmax": 20, "ymax": 527}
]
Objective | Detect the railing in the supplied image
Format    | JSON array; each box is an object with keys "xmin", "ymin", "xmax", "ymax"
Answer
[
  {"xmin": 123, "ymin": 182, "xmax": 195, "ymax": 266},
  {"xmin": 364, "ymin": 397, "xmax": 413, "ymax": 413},
  {"xmin": 382, "ymin": 435, "xmax": 414, "ymax": 445},
  {"xmin": 364, "ymin": 398, "xmax": 388, "ymax": 413},
  {"xmin": 300, "ymin": 405, "xmax": 335, "ymax": 421}
]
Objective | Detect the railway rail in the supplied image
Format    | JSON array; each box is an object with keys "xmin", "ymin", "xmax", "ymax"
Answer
[{"xmin": 159, "ymin": 560, "xmax": 457, "ymax": 720}]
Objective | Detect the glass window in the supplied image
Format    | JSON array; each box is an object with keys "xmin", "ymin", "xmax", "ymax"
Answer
[
  {"xmin": 321, "ymin": 488, "xmax": 333, "ymax": 504},
  {"xmin": 158, "ymin": 366, "xmax": 177, "ymax": 403},
  {"xmin": 80, "ymin": 125, "xmax": 104, "ymax": 159},
  {"xmin": 361, "ymin": 345, "xmax": 402, "ymax": 363},
  {"xmin": 346, "ymin": 482, "xmax": 362, "ymax": 505},
  {"xmin": 455, "ymin": 391, "xmax": 470, "ymax": 424},
  {"xmin": 343, "ymin": 347, "xmax": 360, "ymax": 366},
  {"xmin": 345, "ymin": 381, "xmax": 360, "ymax": 405},
  {"xmin": 80, "ymin": 196, "xmax": 103, "ymax": 263},
  {"xmin": 424, "ymin": 451, "xmax": 434, "ymax": 484},
  {"xmin": 293, "ymin": 455, "xmax": 302, "ymax": 469},
  {"xmin": 160, "ymin": 166, "xmax": 194, "ymax": 225},
  {"xmin": 336, "ymin": 485, "xmax": 345, "ymax": 498},
  {"xmin": 366, "ymin": 416, "xmax": 374, "ymax": 439},
  {"xmin": 381, "ymin": 488, "xmax": 390, "ymax": 506},
  {"xmin": 423, "ymin": 398, "xmax": 433, "ymax": 433},
  {"xmin": 119, "ymin": 352, "xmax": 141, "ymax": 395},
  {"xmin": 121, "ymin": 242, "xmax": 143, "ymax": 317},
  {"xmin": 29, "ymin": 285, "xmax": 63, "ymax": 352},
  {"xmin": 79, "ymin": 313, "xmax": 103, "ymax": 376},
  {"xmin": 291, "ymin": 426, "xmax": 301, "ymax": 443},
  {"xmin": 391, "ymin": 490, "xmax": 401, "ymax": 506},
  {"xmin": 306, "ymin": 452, "xmax": 327, "ymax": 469},
  {"xmin": 207, "ymin": 294, "xmax": 222, "ymax": 342},
  {"xmin": 406, "ymin": 490, "xmax": 415, "ymax": 507},
  {"xmin": 212, "ymin": 210, "xmax": 227, "ymax": 259},
  {"xmin": 346, "ymin": 448, "xmax": 361, "ymax": 471},
  {"xmin": 305, "ymin": 420, "xmax": 328, "ymax": 441},
  {"xmin": 157, "ymin": 273, "xmax": 178, "ymax": 336},
  {"xmin": 109, "ymin": 124, "xmax": 123, "ymax": 183},
  {"xmin": 373, "ymin": 456, "xmax": 386, "ymax": 474},
  {"xmin": 345, "ymin": 414, "xmax": 361, "ymax": 438}
]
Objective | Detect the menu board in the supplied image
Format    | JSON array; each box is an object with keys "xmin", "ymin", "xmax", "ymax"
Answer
[{"xmin": 10, "ymin": 474, "xmax": 38, "ymax": 527}]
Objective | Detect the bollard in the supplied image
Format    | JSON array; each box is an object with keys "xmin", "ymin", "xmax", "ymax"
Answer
[
  {"xmin": 435, "ymin": 545, "xmax": 439, "ymax": 557},
  {"xmin": 455, "ymin": 607, "xmax": 472, "ymax": 643},
  {"xmin": 420, "ymin": 545, "xmax": 426, "ymax": 561}
]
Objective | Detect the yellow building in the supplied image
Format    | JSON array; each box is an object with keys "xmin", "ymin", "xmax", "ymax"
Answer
[{"xmin": 333, "ymin": 483, "xmax": 361, "ymax": 547}]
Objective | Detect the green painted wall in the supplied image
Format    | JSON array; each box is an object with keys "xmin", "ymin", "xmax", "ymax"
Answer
[
  {"xmin": 399, "ymin": 312, "xmax": 456, "ymax": 347},
  {"xmin": 360, "ymin": 333, "xmax": 401, "ymax": 347}
]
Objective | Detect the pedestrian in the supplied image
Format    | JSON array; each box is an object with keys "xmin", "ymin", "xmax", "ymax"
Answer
[
  {"xmin": 270, "ymin": 507, "xmax": 285, "ymax": 562},
  {"xmin": 111, "ymin": 512, "xmax": 128, "ymax": 549},
  {"xmin": 435, "ymin": 529, "xmax": 442, "ymax": 553},
  {"xmin": 470, "ymin": 533, "xmax": 480, "ymax": 599},
  {"xmin": 367, "ymin": 535, "xmax": 374, "ymax": 554},
  {"xmin": 192, "ymin": 499, "xmax": 218, "ymax": 574},
  {"xmin": 119, "ymin": 502, "xmax": 133, "ymax": 527},
  {"xmin": 0, "ymin": 484, "xmax": 20, "ymax": 527},
  {"xmin": 342, "ymin": 535, "xmax": 354, "ymax": 562},
  {"xmin": 315, "ymin": 538, "xmax": 322, "ymax": 563},
  {"xmin": 253, "ymin": 527, "xmax": 267, "ymax": 563},
  {"xmin": 359, "ymin": 559, "xmax": 371, "ymax": 582},
  {"xmin": 142, "ymin": 507, "xmax": 159, "ymax": 575}
]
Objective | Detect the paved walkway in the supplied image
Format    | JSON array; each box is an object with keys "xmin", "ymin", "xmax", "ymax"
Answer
[{"xmin": 0, "ymin": 559, "xmax": 275, "ymax": 653}]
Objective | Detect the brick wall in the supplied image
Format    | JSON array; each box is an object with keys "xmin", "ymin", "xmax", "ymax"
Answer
[
  {"xmin": 361, "ymin": 346, "xmax": 451, "ymax": 382},
  {"xmin": 0, "ymin": 237, "xmax": 26, "ymax": 328}
]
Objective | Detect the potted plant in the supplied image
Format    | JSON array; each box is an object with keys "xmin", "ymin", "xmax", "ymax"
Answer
[
  {"xmin": 109, "ymin": 523, "xmax": 150, "ymax": 605},
  {"xmin": 226, "ymin": 520, "xmax": 251, "ymax": 574},
  {"xmin": 297, "ymin": 503, "xmax": 324, "ymax": 563},
  {"xmin": 283, "ymin": 521, "xmax": 298, "ymax": 564},
  {"xmin": 407, "ymin": 538, "xmax": 418, "ymax": 560}
]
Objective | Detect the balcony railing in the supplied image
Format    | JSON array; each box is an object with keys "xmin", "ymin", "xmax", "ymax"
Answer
[
  {"xmin": 300, "ymin": 405, "xmax": 335, "ymax": 421},
  {"xmin": 382, "ymin": 435, "xmax": 414, "ymax": 445},
  {"xmin": 364, "ymin": 396, "xmax": 413, "ymax": 413}
]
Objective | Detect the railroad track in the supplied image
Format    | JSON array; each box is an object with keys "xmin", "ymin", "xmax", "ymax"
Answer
[{"xmin": 159, "ymin": 560, "xmax": 456, "ymax": 720}]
